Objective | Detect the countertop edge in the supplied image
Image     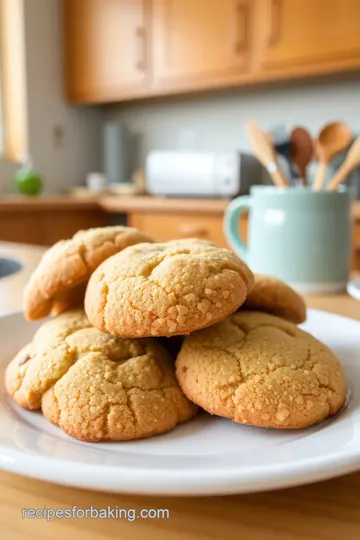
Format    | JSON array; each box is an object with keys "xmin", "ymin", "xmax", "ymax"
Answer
[{"xmin": 0, "ymin": 195, "xmax": 359, "ymax": 219}]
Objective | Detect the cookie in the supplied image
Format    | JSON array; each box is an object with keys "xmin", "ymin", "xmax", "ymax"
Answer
[
  {"xmin": 23, "ymin": 226, "xmax": 152, "ymax": 321},
  {"xmin": 84, "ymin": 238, "xmax": 254, "ymax": 338},
  {"xmin": 176, "ymin": 311, "xmax": 346, "ymax": 429},
  {"xmin": 5, "ymin": 309, "xmax": 92, "ymax": 409},
  {"xmin": 6, "ymin": 310, "xmax": 197, "ymax": 442},
  {"xmin": 242, "ymin": 274, "xmax": 306, "ymax": 324}
]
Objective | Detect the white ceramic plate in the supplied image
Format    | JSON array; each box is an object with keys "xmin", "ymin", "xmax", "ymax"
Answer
[{"xmin": 0, "ymin": 309, "xmax": 359, "ymax": 496}]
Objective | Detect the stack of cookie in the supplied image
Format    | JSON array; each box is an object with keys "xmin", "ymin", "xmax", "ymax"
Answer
[{"xmin": 5, "ymin": 227, "xmax": 347, "ymax": 442}]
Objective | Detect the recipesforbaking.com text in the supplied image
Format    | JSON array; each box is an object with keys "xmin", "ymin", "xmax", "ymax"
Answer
[{"xmin": 21, "ymin": 505, "xmax": 170, "ymax": 521}]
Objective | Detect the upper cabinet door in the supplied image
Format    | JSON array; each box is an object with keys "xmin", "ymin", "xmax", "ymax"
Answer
[
  {"xmin": 64, "ymin": 0, "xmax": 150, "ymax": 102},
  {"xmin": 152, "ymin": 0, "xmax": 252, "ymax": 89},
  {"xmin": 259, "ymin": 0, "xmax": 360, "ymax": 70}
]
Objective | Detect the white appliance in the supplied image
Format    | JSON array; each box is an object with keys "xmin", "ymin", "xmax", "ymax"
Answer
[{"xmin": 146, "ymin": 151, "xmax": 265, "ymax": 198}]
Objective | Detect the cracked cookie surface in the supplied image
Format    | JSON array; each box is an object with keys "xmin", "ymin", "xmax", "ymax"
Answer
[
  {"xmin": 242, "ymin": 274, "xmax": 306, "ymax": 324},
  {"xmin": 6, "ymin": 310, "xmax": 197, "ymax": 441},
  {"xmin": 6, "ymin": 309, "xmax": 92, "ymax": 409},
  {"xmin": 23, "ymin": 226, "xmax": 152, "ymax": 321},
  {"xmin": 85, "ymin": 238, "xmax": 254, "ymax": 338},
  {"xmin": 176, "ymin": 311, "xmax": 346, "ymax": 429}
]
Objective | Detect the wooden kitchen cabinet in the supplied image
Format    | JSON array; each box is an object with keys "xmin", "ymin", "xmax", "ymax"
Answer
[
  {"xmin": 258, "ymin": 0, "xmax": 360, "ymax": 72},
  {"xmin": 62, "ymin": 0, "xmax": 360, "ymax": 103},
  {"xmin": 128, "ymin": 211, "xmax": 248, "ymax": 249},
  {"xmin": 129, "ymin": 212, "xmax": 227, "ymax": 246},
  {"xmin": 151, "ymin": 0, "xmax": 252, "ymax": 90},
  {"xmin": 0, "ymin": 198, "xmax": 107, "ymax": 246},
  {"xmin": 63, "ymin": 0, "xmax": 150, "ymax": 102}
]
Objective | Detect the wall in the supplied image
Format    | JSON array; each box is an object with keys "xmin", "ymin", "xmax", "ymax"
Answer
[
  {"xmin": 106, "ymin": 76, "xmax": 360, "ymax": 183},
  {"xmin": 1, "ymin": 161, "xmax": 17, "ymax": 192},
  {"xmin": 1, "ymin": 0, "xmax": 103, "ymax": 194}
]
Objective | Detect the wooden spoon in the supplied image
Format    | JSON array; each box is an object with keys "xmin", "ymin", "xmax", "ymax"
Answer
[
  {"xmin": 290, "ymin": 127, "xmax": 314, "ymax": 185},
  {"xmin": 327, "ymin": 136, "xmax": 360, "ymax": 191},
  {"xmin": 247, "ymin": 121, "xmax": 289, "ymax": 187},
  {"xmin": 313, "ymin": 122, "xmax": 352, "ymax": 191}
]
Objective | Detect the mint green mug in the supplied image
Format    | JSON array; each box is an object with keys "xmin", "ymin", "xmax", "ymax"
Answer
[{"xmin": 224, "ymin": 186, "xmax": 353, "ymax": 293}]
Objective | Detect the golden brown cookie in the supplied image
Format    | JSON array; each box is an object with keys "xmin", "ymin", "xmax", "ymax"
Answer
[
  {"xmin": 6, "ymin": 310, "xmax": 197, "ymax": 442},
  {"xmin": 242, "ymin": 274, "xmax": 306, "ymax": 324},
  {"xmin": 5, "ymin": 309, "xmax": 92, "ymax": 409},
  {"xmin": 23, "ymin": 226, "xmax": 152, "ymax": 321},
  {"xmin": 84, "ymin": 238, "xmax": 254, "ymax": 338},
  {"xmin": 176, "ymin": 311, "xmax": 346, "ymax": 429}
]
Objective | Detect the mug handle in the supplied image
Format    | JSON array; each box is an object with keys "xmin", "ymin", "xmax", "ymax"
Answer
[{"xmin": 224, "ymin": 196, "xmax": 252, "ymax": 261}]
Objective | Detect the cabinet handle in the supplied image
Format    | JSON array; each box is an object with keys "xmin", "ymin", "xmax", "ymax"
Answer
[
  {"xmin": 234, "ymin": 1, "xmax": 249, "ymax": 54},
  {"xmin": 136, "ymin": 26, "xmax": 146, "ymax": 71},
  {"xmin": 178, "ymin": 224, "xmax": 209, "ymax": 237},
  {"xmin": 268, "ymin": 0, "xmax": 282, "ymax": 47}
]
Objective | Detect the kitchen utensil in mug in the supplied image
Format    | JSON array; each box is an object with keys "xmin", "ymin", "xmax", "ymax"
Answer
[
  {"xmin": 327, "ymin": 136, "xmax": 360, "ymax": 191},
  {"xmin": 246, "ymin": 122, "xmax": 289, "ymax": 187},
  {"xmin": 313, "ymin": 122, "xmax": 352, "ymax": 191},
  {"xmin": 290, "ymin": 127, "xmax": 314, "ymax": 185},
  {"xmin": 271, "ymin": 124, "xmax": 298, "ymax": 184},
  {"xmin": 224, "ymin": 186, "xmax": 352, "ymax": 293}
]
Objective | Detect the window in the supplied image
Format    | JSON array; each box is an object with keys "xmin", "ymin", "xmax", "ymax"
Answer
[{"xmin": 0, "ymin": 0, "xmax": 28, "ymax": 162}]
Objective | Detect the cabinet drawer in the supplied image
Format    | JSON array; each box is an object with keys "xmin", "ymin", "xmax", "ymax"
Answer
[{"xmin": 129, "ymin": 212, "xmax": 228, "ymax": 247}]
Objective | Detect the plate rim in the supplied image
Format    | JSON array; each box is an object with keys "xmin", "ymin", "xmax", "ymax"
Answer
[{"xmin": 1, "ymin": 431, "xmax": 360, "ymax": 496}]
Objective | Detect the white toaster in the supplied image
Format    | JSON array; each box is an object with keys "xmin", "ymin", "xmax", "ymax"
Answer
[{"xmin": 146, "ymin": 151, "xmax": 265, "ymax": 198}]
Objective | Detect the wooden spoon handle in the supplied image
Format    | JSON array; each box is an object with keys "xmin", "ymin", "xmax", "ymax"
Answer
[
  {"xmin": 247, "ymin": 121, "xmax": 289, "ymax": 187},
  {"xmin": 270, "ymin": 167, "xmax": 289, "ymax": 188},
  {"xmin": 313, "ymin": 163, "xmax": 327, "ymax": 191},
  {"xmin": 296, "ymin": 166, "xmax": 307, "ymax": 186},
  {"xmin": 247, "ymin": 122, "xmax": 276, "ymax": 165},
  {"xmin": 300, "ymin": 170, "xmax": 307, "ymax": 186},
  {"xmin": 327, "ymin": 136, "xmax": 360, "ymax": 191},
  {"xmin": 327, "ymin": 165, "xmax": 351, "ymax": 191}
]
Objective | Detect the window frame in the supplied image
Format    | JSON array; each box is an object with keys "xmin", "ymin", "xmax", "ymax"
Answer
[{"xmin": 0, "ymin": 0, "xmax": 28, "ymax": 163}]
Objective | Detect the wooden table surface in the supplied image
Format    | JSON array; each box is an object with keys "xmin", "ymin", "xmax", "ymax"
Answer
[{"xmin": 1, "ymin": 292, "xmax": 360, "ymax": 540}]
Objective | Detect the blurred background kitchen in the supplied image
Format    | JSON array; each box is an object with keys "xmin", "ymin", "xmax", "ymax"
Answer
[{"xmin": 1, "ymin": 0, "xmax": 360, "ymax": 269}]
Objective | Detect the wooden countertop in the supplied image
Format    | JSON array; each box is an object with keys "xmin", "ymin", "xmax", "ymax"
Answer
[
  {"xmin": 0, "ymin": 195, "xmax": 100, "ymax": 211},
  {"xmin": 1, "ymin": 194, "xmax": 360, "ymax": 219},
  {"xmin": 0, "ymin": 194, "xmax": 230, "ymax": 214},
  {"xmin": 99, "ymin": 195, "xmax": 230, "ymax": 214},
  {"xmin": 1, "ymin": 267, "xmax": 360, "ymax": 539}
]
